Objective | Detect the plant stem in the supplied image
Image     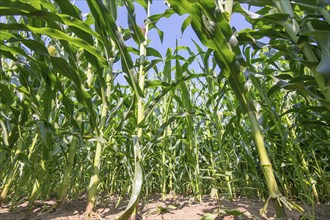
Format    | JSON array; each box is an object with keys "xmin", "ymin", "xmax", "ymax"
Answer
[
  {"xmin": 247, "ymin": 106, "xmax": 286, "ymax": 218},
  {"xmin": 58, "ymin": 137, "xmax": 78, "ymax": 204},
  {"xmin": 86, "ymin": 73, "xmax": 109, "ymax": 214}
]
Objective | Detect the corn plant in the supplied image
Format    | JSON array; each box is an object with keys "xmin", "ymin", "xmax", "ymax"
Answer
[{"xmin": 0, "ymin": 0, "xmax": 329, "ymax": 220}]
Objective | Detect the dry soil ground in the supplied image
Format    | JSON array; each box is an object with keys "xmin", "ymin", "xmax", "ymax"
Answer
[{"xmin": 0, "ymin": 195, "xmax": 329, "ymax": 220}]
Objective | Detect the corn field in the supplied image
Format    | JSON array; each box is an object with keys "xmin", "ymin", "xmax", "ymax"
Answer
[{"xmin": 0, "ymin": 0, "xmax": 329, "ymax": 219}]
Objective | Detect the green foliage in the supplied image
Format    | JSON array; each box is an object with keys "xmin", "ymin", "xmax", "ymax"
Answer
[{"xmin": 0, "ymin": 0, "xmax": 329, "ymax": 219}]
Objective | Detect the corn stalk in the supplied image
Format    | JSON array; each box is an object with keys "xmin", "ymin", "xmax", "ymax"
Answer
[
  {"xmin": 117, "ymin": 0, "xmax": 150, "ymax": 219},
  {"xmin": 166, "ymin": 0, "xmax": 292, "ymax": 217}
]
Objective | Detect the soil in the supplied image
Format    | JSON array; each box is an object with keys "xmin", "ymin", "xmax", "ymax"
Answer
[{"xmin": 0, "ymin": 194, "xmax": 329, "ymax": 220}]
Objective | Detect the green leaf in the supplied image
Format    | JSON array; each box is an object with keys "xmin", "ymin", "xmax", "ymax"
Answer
[
  {"xmin": 0, "ymin": 23, "xmax": 106, "ymax": 64},
  {"xmin": 149, "ymin": 9, "xmax": 175, "ymax": 24},
  {"xmin": 0, "ymin": 0, "xmax": 38, "ymax": 13},
  {"xmin": 181, "ymin": 16, "xmax": 191, "ymax": 34},
  {"xmin": 303, "ymin": 31, "xmax": 330, "ymax": 79},
  {"xmin": 168, "ymin": 0, "xmax": 239, "ymax": 78},
  {"xmin": 1, "ymin": 1, "xmax": 99, "ymax": 43},
  {"xmin": 124, "ymin": 0, "xmax": 145, "ymax": 44},
  {"xmin": 87, "ymin": 0, "xmax": 144, "ymax": 98},
  {"xmin": 50, "ymin": 57, "xmax": 82, "ymax": 87},
  {"xmin": 153, "ymin": 111, "xmax": 195, "ymax": 141},
  {"xmin": 224, "ymin": 209, "xmax": 244, "ymax": 216},
  {"xmin": 139, "ymin": 73, "xmax": 207, "ymax": 127},
  {"xmin": 233, "ymin": 3, "xmax": 290, "ymax": 28},
  {"xmin": 236, "ymin": 0, "xmax": 273, "ymax": 7},
  {"xmin": 0, "ymin": 83, "xmax": 14, "ymax": 105},
  {"xmin": 134, "ymin": 0, "xmax": 148, "ymax": 11},
  {"xmin": 43, "ymin": 85, "xmax": 54, "ymax": 119},
  {"xmin": 50, "ymin": 57, "xmax": 97, "ymax": 129},
  {"xmin": 21, "ymin": 40, "xmax": 49, "ymax": 56},
  {"xmin": 17, "ymin": 153, "xmax": 33, "ymax": 167},
  {"xmin": 200, "ymin": 213, "xmax": 218, "ymax": 220},
  {"xmin": 146, "ymin": 47, "xmax": 162, "ymax": 58},
  {"xmin": 148, "ymin": 22, "xmax": 164, "ymax": 43},
  {"xmin": 164, "ymin": 48, "xmax": 172, "ymax": 83},
  {"xmin": 62, "ymin": 95, "xmax": 75, "ymax": 117},
  {"xmin": 105, "ymin": 0, "xmax": 118, "ymax": 20},
  {"xmin": 116, "ymin": 135, "xmax": 143, "ymax": 220},
  {"xmin": 38, "ymin": 120, "xmax": 50, "ymax": 145},
  {"xmin": 145, "ymin": 80, "xmax": 169, "ymax": 88}
]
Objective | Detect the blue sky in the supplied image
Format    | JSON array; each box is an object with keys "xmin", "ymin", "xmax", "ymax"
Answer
[
  {"xmin": 73, "ymin": 1, "xmax": 251, "ymax": 83},
  {"xmin": 74, "ymin": 1, "xmax": 250, "ymax": 56}
]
